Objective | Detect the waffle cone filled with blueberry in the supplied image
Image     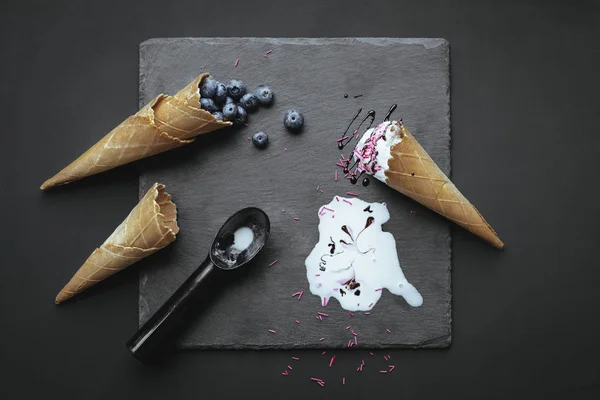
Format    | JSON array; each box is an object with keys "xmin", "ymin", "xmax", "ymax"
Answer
[
  {"xmin": 40, "ymin": 73, "xmax": 231, "ymax": 190},
  {"xmin": 350, "ymin": 120, "xmax": 504, "ymax": 249}
]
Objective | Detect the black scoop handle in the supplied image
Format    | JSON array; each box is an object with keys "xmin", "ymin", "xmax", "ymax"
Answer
[{"xmin": 126, "ymin": 257, "xmax": 217, "ymax": 363}]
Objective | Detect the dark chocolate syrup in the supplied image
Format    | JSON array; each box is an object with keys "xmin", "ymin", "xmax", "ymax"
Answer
[
  {"xmin": 364, "ymin": 216, "xmax": 375, "ymax": 229},
  {"xmin": 338, "ymin": 110, "xmax": 376, "ymax": 150},
  {"xmin": 338, "ymin": 109, "xmax": 362, "ymax": 150},
  {"xmin": 383, "ymin": 104, "xmax": 397, "ymax": 121},
  {"xmin": 362, "ymin": 177, "xmax": 370, "ymax": 187},
  {"xmin": 363, "ymin": 206, "xmax": 373, "ymax": 213},
  {"xmin": 344, "ymin": 94, "xmax": 348, "ymax": 98},
  {"xmin": 341, "ymin": 225, "xmax": 352, "ymax": 240},
  {"xmin": 354, "ymin": 94, "xmax": 363, "ymax": 98}
]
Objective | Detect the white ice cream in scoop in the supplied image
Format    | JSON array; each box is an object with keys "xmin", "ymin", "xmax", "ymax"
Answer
[
  {"xmin": 352, "ymin": 120, "xmax": 404, "ymax": 182},
  {"xmin": 304, "ymin": 196, "xmax": 422, "ymax": 311},
  {"xmin": 231, "ymin": 227, "xmax": 254, "ymax": 253}
]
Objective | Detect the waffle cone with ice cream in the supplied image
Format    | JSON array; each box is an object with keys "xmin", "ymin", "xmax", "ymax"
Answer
[
  {"xmin": 55, "ymin": 183, "xmax": 179, "ymax": 304},
  {"xmin": 352, "ymin": 120, "xmax": 504, "ymax": 248},
  {"xmin": 41, "ymin": 73, "xmax": 231, "ymax": 190}
]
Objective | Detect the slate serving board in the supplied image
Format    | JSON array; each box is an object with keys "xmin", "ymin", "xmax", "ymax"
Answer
[{"xmin": 138, "ymin": 37, "xmax": 451, "ymax": 349}]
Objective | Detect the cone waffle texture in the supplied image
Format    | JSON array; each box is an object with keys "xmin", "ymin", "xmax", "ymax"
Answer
[
  {"xmin": 55, "ymin": 183, "xmax": 179, "ymax": 303},
  {"xmin": 41, "ymin": 73, "xmax": 231, "ymax": 190},
  {"xmin": 385, "ymin": 122, "xmax": 504, "ymax": 248}
]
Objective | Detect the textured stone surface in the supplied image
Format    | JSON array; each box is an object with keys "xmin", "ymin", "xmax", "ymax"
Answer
[{"xmin": 138, "ymin": 37, "xmax": 451, "ymax": 349}]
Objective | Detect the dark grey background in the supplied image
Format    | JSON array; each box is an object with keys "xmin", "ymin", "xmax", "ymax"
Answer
[
  {"xmin": 1, "ymin": 0, "xmax": 599, "ymax": 399},
  {"xmin": 138, "ymin": 37, "xmax": 451, "ymax": 349}
]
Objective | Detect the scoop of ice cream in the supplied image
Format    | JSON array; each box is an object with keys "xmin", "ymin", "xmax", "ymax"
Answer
[
  {"xmin": 304, "ymin": 196, "xmax": 422, "ymax": 311},
  {"xmin": 352, "ymin": 120, "xmax": 404, "ymax": 182}
]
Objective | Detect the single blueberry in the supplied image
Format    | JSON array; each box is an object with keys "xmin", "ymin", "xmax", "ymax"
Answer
[
  {"xmin": 222, "ymin": 103, "xmax": 237, "ymax": 120},
  {"xmin": 240, "ymin": 93, "xmax": 259, "ymax": 112},
  {"xmin": 200, "ymin": 98, "xmax": 218, "ymax": 113},
  {"xmin": 283, "ymin": 109, "xmax": 304, "ymax": 132},
  {"xmin": 255, "ymin": 85, "xmax": 274, "ymax": 106},
  {"xmin": 227, "ymin": 79, "xmax": 246, "ymax": 100},
  {"xmin": 214, "ymin": 83, "xmax": 227, "ymax": 104},
  {"xmin": 252, "ymin": 131, "xmax": 269, "ymax": 149},
  {"xmin": 212, "ymin": 111, "xmax": 224, "ymax": 121},
  {"xmin": 200, "ymin": 77, "xmax": 217, "ymax": 99},
  {"xmin": 233, "ymin": 105, "xmax": 247, "ymax": 126}
]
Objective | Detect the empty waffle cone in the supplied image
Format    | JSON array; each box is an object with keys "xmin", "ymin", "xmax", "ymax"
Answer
[
  {"xmin": 41, "ymin": 73, "xmax": 231, "ymax": 190},
  {"xmin": 384, "ymin": 122, "xmax": 503, "ymax": 248},
  {"xmin": 55, "ymin": 183, "xmax": 179, "ymax": 304}
]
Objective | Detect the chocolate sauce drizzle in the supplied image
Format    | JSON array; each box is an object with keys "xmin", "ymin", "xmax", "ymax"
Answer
[
  {"xmin": 338, "ymin": 109, "xmax": 376, "ymax": 150},
  {"xmin": 383, "ymin": 104, "xmax": 397, "ymax": 122}
]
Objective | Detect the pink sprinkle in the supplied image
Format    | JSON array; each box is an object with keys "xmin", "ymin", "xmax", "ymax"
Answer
[
  {"xmin": 244, "ymin": 123, "xmax": 249, "ymax": 127},
  {"xmin": 336, "ymin": 136, "xmax": 349, "ymax": 142},
  {"xmin": 357, "ymin": 303, "xmax": 360, "ymax": 307},
  {"xmin": 368, "ymin": 302, "xmax": 373, "ymax": 307},
  {"xmin": 351, "ymin": 330, "xmax": 357, "ymax": 336},
  {"xmin": 335, "ymin": 196, "xmax": 340, "ymax": 202},
  {"xmin": 343, "ymin": 199, "xmax": 353, "ymax": 205},
  {"xmin": 287, "ymin": 365, "xmax": 293, "ymax": 370},
  {"xmin": 292, "ymin": 291, "xmax": 301, "ymax": 297},
  {"xmin": 317, "ymin": 315, "xmax": 322, "ymax": 321},
  {"xmin": 282, "ymin": 372, "xmax": 288, "ymax": 376},
  {"xmin": 345, "ymin": 325, "xmax": 351, "ymax": 330},
  {"xmin": 346, "ymin": 192, "xmax": 359, "ymax": 197},
  {"xmin": 334, "ymin": 170, "xmax": 338, "ymax": 181},
  {"xmin": 268, "ymin": 259, "xmax": 278, "ymax": 267},
  {"xmin": 329, "ymin": 356, "xmax": 335, "ymax": 367},
  {"xmin": 268, "ymin": 329, "xmax": 276, "ymax": 334},
  {"xmin": 322, "ymin": 351, "xmax": 326, "ymax": 355},
  {"xmin": 361, "ymin": 360, "xmax": 365, "ymax": 366},
  {"xmin": 336, "ymin": 162, "xmax": 346, "ymax": 168},
  {"xmin": 369, "ymin": 352, "xmax": 375, "ymax": 356},
  {"xmin": 349, "ymin": 311, "xmax": 354, "ymax": 317},
  {"xmin": 310, "ymin": 377, "xmax": 322, "ymax": 382},
  {"xmin": 294, "ymin": 217, "xmax": 300, "ymax": 221},
  {"xmin": 292, "ymin": 357, "xmax": 300, "ymax": 360},
  {"xmin": 247, "ymin": 136, "xmax": 251, "ymax": 140},
  {"xmin": 383, "ymin": 355, "xmax": 389, "ymax": 361},
  {"xmin": 316, "ymin": 185, "xmax": 320, "ymax": 191},
  {"xmin": 318, "ymin": 381, "xmax": 325, "ymax": 387},
  {"xmin": 375, "ymin": 288, "xmax": 383, "ymax": 292},
  {"xmin": 319, "ymin": 337, "xmax": 325, "ymax": 341},
  {"xmin": 343, "ymin": 377, "xmax": 346, "ymax": 385},
  {"xmin": 315, "ymin": 274, "xmax": 320, "ymax": 276},
  {"xmin": 389, "ymin": 365, "xmax": 395, "ymax": 372},
  {"xmin": 296, "ymin": 320, "xmax": 300, "ymax": 324},
  {"xmin": 323, "ymin": 297, "xmax": 328, "ymax": 307},
  {"xmin": 410, "ymin": 210, "xmax": 417, "ymax": 214},
  {"xmin": 387, "ymin": 354, "xmax": 391, "ymax": 359},
  {"xmin": 318, "ymin": 312, "xmax": 329, "ymax": 317},
  {"xmin": 347, "ymin": 340, "xmax": 352, "ymax": 348},
  {"xmin": 265, "ymin": 49, "xmax": 273, "ymax": 55},
  {"xmin": 332, "ymin": 214, "xmax": 335, "ymax": 218},
  {"xmin": 354, "ymin": 336, "xmax": 358, "ymax": 345},
  {"xmin": 380, "ymin": 370, "xmax": 388, "ymax": 374},
  {"xmin": 284, "ymin": 147, "xmax": 287, "ymax": 151},
  {"xmin": 319, "ymin": 189, "xmax": 324, "ymax": 193},
  {"xmin": 364, "ymin": 312, "xmax": 371, "ymax": 315},
  {"xmin": 234, "ymin": 58, "xmax": 239, "ymax": 67},
  {"xmin": 323, "ymin": 207, "xmax": 334, "ymax": 212},
  {"xmin": 386, "ymin": 329, "xmax": 391, "ymax": 333},
  {"xmin": 298, "ymin": 291, "xmax": 304, "ymax": 300}
]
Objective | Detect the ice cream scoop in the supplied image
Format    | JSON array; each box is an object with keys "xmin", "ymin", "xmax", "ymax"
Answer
[{"xmin": 126, "ymin": 207, "xmax": 270, "ymax": 363}]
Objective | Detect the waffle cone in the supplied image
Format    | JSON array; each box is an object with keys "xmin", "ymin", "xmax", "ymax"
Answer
[
  {"xmin": 384, "ymin": 122, "xmax": 504, "ymax": 248},
  {"xmin": 41, "ymin": 73, "xmax": 231, "ymax": 190},
  {"xmin": 55, "ymin": 183, "xmax": 179, "ymax": 304}
]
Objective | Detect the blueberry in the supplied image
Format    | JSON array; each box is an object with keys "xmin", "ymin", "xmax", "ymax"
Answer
[
  {"xmin": 200, "ymin": 77, "xmax": 217, "ymax": 99},
  {"xmin": 214, "ymin": 83, "xmax": 227, "ymax": 104},
  {"xmin": 255, "ymin": 85, "xmax": 274, "ymax": 106},
  {"xmin": 225, "ymin": 96, "xmax": 234, "ymax": 104},
  {"xmin": 227, "ymin": 79, "xmax": 246, "ymax": 100},
  {"xmin": 284, "ymin": 109, "xmax": 304, "ymax": 132},
  {"xmin": 233, "ymin": 105, "xmax": 247, "ymax": 126},
  {"xmin": 252, "ymin": 131, "xmax": 269, "ymax": 149},
  {"xmin": 200, "ymin": 98, "xmax": 218, "ymax": 113},
  {"xmin": 212, "ymin": 111, "xmax": 224, "ymax": 121},
  {"xmin": 240, "ymin": 93, "xmax": 259, "ymax": 112},
  {"xmin": 222, "ymin": 103, "xmax": 237, "ymax": 120}
]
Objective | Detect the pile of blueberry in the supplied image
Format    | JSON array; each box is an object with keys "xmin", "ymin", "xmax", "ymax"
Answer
[{"xmin": 199, "ymin": 77, "xmax": 274, "ymax": 126}]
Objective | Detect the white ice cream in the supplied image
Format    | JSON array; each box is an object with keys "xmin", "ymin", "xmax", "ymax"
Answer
[
  {"xmin": 304, "ymin": 196, "xmax": 422, "ymax": 311},
  {"xmin": 354, "ymin": 121, "xmax": 404, "ymax": 182},
  {"xmin": 231, "ymin": 227, "xmax": 254, "ymax": 253}
]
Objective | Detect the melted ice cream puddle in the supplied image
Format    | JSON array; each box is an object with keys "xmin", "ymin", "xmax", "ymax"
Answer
[
  {"xmin": 231, "ymin": 227, "xmax": 254, "ymax": 253},
  {"xmin": 304, "ymin": 196, "xmax": 422, "ymax": 311}
]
